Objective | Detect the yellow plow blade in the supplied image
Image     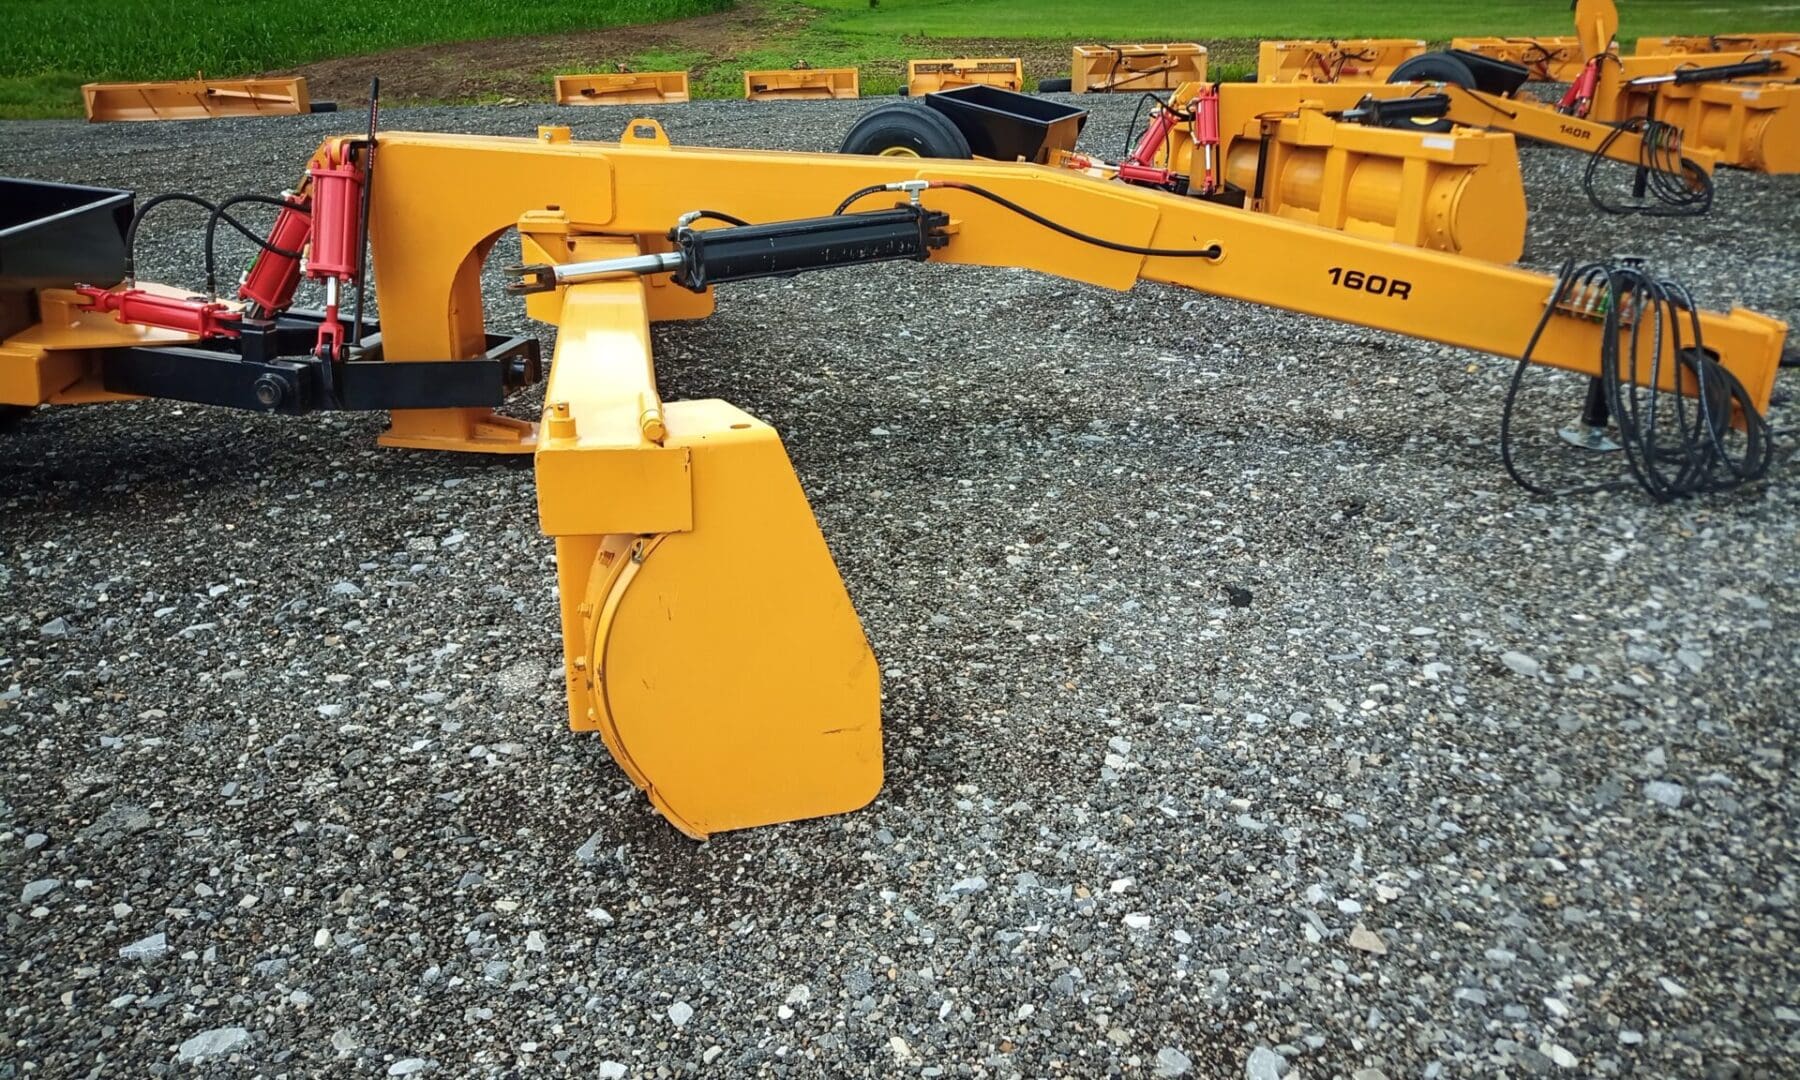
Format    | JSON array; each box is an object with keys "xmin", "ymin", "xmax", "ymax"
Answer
[{"xmin": 534, "ymin": 240, "xmax": 880, "ymax": 838}]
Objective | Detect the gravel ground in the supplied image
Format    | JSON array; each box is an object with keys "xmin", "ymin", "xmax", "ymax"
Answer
[{"xmin": 2, "ymin": 98, "xmax": 1798, "ymax": 1078}]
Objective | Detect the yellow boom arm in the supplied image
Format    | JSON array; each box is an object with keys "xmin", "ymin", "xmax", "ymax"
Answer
[{"xmin": 352, "ymin": 123, "xmax": 1783, "ymax": 838}]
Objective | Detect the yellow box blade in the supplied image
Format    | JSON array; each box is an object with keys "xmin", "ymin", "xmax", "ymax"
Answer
[{"xmin": 569, "ymin": 400, "xmax": 882, "ymax": 838}]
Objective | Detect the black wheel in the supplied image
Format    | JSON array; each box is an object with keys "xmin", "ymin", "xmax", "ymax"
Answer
[
  {"xmin": 0, "ymin": 405, "xmax": 32, "ymax": 432},
  {"xmin": 838, "ymin": 103, "xmax": 973, "ymax": 159},
  {"xmin": 1383, "ymin": 52, "xmax": 1474, "ymax": 133},
  {"xmin": 1388, "ymin": 51, "xmax": 1478, "ymax": 88},
  {"xmin": 1037, "ymin": 77, "xmax": 1073, "ymax": 93}
]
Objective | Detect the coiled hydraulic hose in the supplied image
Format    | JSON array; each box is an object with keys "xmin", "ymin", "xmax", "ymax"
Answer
[
  {"xmin": 1501, "ymin": 259, "xmax": 1772, "ymax": 502},
  {"xmin": 1582, "ymin": 116, "xmax": 1713, "ymax": 217}
]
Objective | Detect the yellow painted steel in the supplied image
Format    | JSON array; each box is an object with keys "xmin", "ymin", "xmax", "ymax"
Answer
[
  {"xmin": 0, "ymin": 286, "xmax": 196, "ymax": 406},
  {"xmin": 82, "ymin": 77, "xmax": 312, "ymax": 122},
  {"xmin": 1257, "ymin": 40, "xmax": 1427, "ymax": 84},
  {"xmin": 526, "ymin": 236, "xmax": 879, "ymax": 837},
  {"xmin": 1212, "ymin": 81, "xmax": 1719, "ymax": 178},
  {"xmin": 1211, "ymin": 106, "xmax": 1527, "ymax": 264},
  {"xmin": 1615, "ymin": 49, "xmax": 1800, "ymax": 83},
  {"xmin": 1450, "ymin": 37, "xmax": 1586, "ymax": 82},
  {"xmin": 1636, "ymin": 34, "xmax": 1800, "ymax": 56},
  {"xmin": 14, "ymin": 117, "xmax": 1788, "ymax": 835},
  {"xmin": 1622, "ymin": 80, "xmax": 1800, "ymax": 173},
  {"xmin": 360, "ymin": 122, "xmax": 1785, "ymax": 411},
  {"xmin": 1544, "ymin": 0, "xmax": 1800, "ymax": 171},
  {"xmin": 554, "ymin": 70, "xmax": 690, "ymax": 106},
  {"xmin": 743, "ymin": 66, "xmax": 860, "ymax": 100},
  {"xmin": 905, "ymin": 59, "xmax": 1023, "ymax": 96},
  {"xmin": 1070, "ymin": 44, "xmax": 1208, "ymax": 93},
  {"xmin": 340, "ymin": 122, "xmax": 1779, "ymax": 834}
]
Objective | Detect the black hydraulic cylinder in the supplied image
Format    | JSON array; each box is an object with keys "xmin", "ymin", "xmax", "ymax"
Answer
[
  {"xmin": 1670, "ymin": 58, "xmax": 1780, "ymax": 84},
  {"xmin": 1342, "ymin": 93, "xmax": 1450, "ymax": 126},
  {"xmin": 670, "ymin": 207, "xmax": 949, "ymax": 292}
]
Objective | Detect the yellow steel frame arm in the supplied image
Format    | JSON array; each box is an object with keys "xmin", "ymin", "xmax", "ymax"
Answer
[{"xmin": 366, "ymin": 128, "xmax": 1785, "ymax": 415}]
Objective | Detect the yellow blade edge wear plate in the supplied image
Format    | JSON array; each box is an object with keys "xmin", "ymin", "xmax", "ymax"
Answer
[{"xmin": 582, "ymin": 401, "xmax": 882, "ymax": 839}]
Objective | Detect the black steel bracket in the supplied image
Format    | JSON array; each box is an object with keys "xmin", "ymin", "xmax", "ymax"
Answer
[{"xmin": 99, "ymin": 313, "xmax": 541, "ymax": 416}]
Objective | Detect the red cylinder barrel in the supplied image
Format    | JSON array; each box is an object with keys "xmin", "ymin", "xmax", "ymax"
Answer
[
  {"xmin": 307, "ymin": 148, "xmax": 363, "ymax": 282},
  {"xmin": 238, "ymin": 194, "xmax": 311, "ymax": 312}
]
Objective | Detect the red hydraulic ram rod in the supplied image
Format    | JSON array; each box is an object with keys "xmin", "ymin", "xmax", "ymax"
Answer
[{"xmin": 76, "ymin": 286, "xmax": 241, "ymax": 339}]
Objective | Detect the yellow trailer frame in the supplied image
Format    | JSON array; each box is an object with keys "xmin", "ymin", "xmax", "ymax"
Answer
[
  {"xmin": 82, "ymin": 77, "xmax": 313, "ymax": 122},
  {"xmin": 554, "ymin": 70, "xmax": 691, "ymax": 106},
  {"xmin": 1450, "ymin": 37, "xmax": 1586, "ymax": 82},
  {"xmin": 743, "ymin": 66, "xmax": 860, "ymax": 100},
  {"xmin": 1636, "ymin": 34, "xmax": 1800, "ymax": 56},
  {"xmin": 8, "ymin": 119, "xmax": 1787, "ymax": 836},
  {"xmin": 1070, "ymin": 43, "xmax": 1208, "ymax": 93},
  {"xmin": 905, "ymin": 58, "xmax": 1023, "ymax": 96},
  {"xmin": 1257, "ymin": 40, "xmax": 1428, "ymax": 84}
]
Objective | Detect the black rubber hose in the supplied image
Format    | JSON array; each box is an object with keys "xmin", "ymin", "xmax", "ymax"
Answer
[
  {"xmin": 1500, "ymin": 259, "xmax": 1771, "ymax": 501},
  {"xmin": 835, "ymin": 182, "xmax": 1222, "ymax": 259},
  {"xmin": 203, "ymin": 193, "xmax": 309, "ymax": 297}
]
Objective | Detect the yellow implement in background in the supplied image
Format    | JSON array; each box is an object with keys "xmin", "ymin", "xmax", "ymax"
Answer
[
  {"xmin": 554, "ymin": 70, "xmax": 691, "ymax": 106},
  {"xmin": 1070, "ymin": 44, "xmax": 1208, "ymax": 92},
  {"xmin": 1218, "ymin": 104, "xmax": 1527, "ymax": 264},
  {"xmin": 905, "ymin": 59, "xmax": 1023, "ymax": 96},
  {"xmin": 744, "ymin": 65, "xmax": 860, "ymax": 100},
  {"xmin": 1257, "ymin": 40, "xmax": 1427, "ymax": 83},
  {"xmin": 83, "ymin": 77, "xmax": 314, "ymax": 122},
  {"xmin": 1450, "ymin": 37, "xmax": 1586, "ymax": 81},
  {"xmin": 1637, "ymin": 33, "xmax": 1800, "ymax": 56}
]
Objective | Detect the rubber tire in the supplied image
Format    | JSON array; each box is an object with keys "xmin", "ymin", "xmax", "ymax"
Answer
[
  {"xmin": 1037, "ymin": 77, "xmax": 1073, "ymax": 93},
  {"xmin": 1383, "ymin": 52, "xmax": 1474, "ymax": 133},
  {"xmin": 0, "ymin": 406, "xmax": 32, "ymax": 432},
  {"xmin": 838, "ymin": 104, "xmax": 973, "ymax": 159}
]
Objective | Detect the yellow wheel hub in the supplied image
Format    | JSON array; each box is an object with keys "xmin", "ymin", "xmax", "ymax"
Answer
[{"xmin": 878, "ymin": 145, "xmax": 922, "ymax": 157}]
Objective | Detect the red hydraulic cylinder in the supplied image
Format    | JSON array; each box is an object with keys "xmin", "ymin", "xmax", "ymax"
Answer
[
  {"xmin": 1192, "ymin": 85, "xmax": 1221, "ymax": 193},
  {"xmin": 1559, "ymin": 58, "xmax": 1599, "ymax": 117},
  {"xmin": 307, "ymin": 147, "xmax": 362, "ymax": 282},
  {"xmin": 238, "ymin": 193, "xmax": 311, "ymax": 315},
  {"xmin": 306, "ymin": 143, "xmax": 366, "ymax": 359},
  {"xmin": 76, "ymin": 285, "xmax": 240, "ymax": 339},
  {"xmin": 1118, "ymin": 105, "xmax": 1181, "ymax": 187}
]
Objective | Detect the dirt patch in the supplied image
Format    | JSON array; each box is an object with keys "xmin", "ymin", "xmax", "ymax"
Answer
[
  {"xmin": 283, "ymin": 3, "xmax": 809, "ymax": 104},
  {"xmin": 282, "ymin": 2, "xmax": 1261, "ymax": 106}
]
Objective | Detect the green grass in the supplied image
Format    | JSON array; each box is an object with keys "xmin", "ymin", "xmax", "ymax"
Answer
[
  {"xmin": 808, "ymin": 0, "xmax": 1793, "ymax": 40},
  {"xmin": 7, "ymin": 0, "xmax": 1793, "ymax": 117},
  {"xmin": 0, "ymin": 0, "xmax": 730, "ymax": 118}
]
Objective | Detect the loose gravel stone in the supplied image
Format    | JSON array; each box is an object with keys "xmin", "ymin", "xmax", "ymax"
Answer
[
  {"xmin": 1157, "ymin": 1046, "xmax": 1194, "ymax": 1076},
  {"xmin": 177, "ymin": 1027, "xmax": 250, "ymax": 1061},
  {"xmin": 1, "ymin": 96, "xmax": 1795, "ymax": 1077},
  {"xmin": 1246, "ymin": 1045, "xmax": 1287, "ymax": 1080},
  {"xmin": 19, "ymin": 878, "xmax": 60, "ymax": 904}
]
